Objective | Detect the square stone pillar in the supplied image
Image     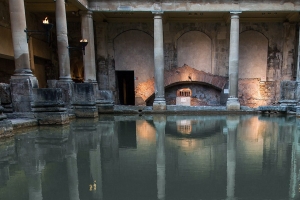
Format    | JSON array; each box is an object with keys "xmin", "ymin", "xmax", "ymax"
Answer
[{"xmin": 72, "ymin": 83, "xmax": 98, "ymax": 117}]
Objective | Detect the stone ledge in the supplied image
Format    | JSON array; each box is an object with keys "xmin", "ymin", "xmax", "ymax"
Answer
[{"xmin": 258, "ymin": 106, "xmax": 287, "ymax": 112}]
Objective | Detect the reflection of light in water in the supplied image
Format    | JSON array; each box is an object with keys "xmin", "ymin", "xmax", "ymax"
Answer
[
  {"xmin": 136, "ymin": 120, "xmax": 156, "ymax": 141},
  {"xmin": 176, "ymin": 120, "xmax": 192, "ymax": 134},
  {"xmin": 89, "ymin": 180, "xmax": 96, "ymax": 191}
]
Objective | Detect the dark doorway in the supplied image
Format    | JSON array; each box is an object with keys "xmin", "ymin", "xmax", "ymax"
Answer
[{"xmin": 116, "ymin": 71, "xmax": 135, "ymax": 105}]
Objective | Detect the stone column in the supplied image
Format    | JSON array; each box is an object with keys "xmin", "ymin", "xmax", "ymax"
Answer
[
  {"xmin": 226, "ymin": 12, "xmax": 241, "ymax": 111},
  {"xmin": 154, "ymin": 115, "xmax": 166, "ymax": 200},
  {"xmin": 56, "ymin": 0, "xmax": 71, "ymax": 81},
  {"xmin": 152, "ymin": 12, "xmax": 166, "ymax": 110},
  {"xmin": 226, "ymin": 116, "xmax": 239, "ymax": 200},
  {"xmin": 55, "ymin": 0, "xmax": 73, "ymax": 111},
  {"xmin": 9, "ymin": 0, "xmax": 32, "ymax": 76},
  {"xmin": 9, "ymin": 0, "xmax": 38, "ymax": 112},
  {"xmin": 81, "ymin": 11, "xmax": 97, "ymax": 84}
]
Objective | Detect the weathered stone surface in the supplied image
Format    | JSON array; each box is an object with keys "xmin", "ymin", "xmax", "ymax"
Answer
[
  {"xmin": 36, "ymin": 112, "xmax": 69, "ymax": 125},
  {"xmin": 0, "ymin": 83, "xmax": 11, "ymax": 104},
  {"xmin": 72, "ymin": 83, "xmax": 95, "ymax": 105},
  {"xmin": 10, "ymin": 76, "xmax": 38, "ymax": 112},
  {"xmin": 74, "ymin": 106, "xmax": 98, "ymax": 118},
  {"xmin": 56, "ymin": 81, "xmax": 73, "ymax": 109},
  {"xmin": 226, "ymin": 98, "xmax": 240, "ymax": 111},
  {"xmin": 280, "ymin": 81, "xmax": 297, "ymax": 101},
  {"xmin": 258, "ymin": 106, "xmax": 287, "ymax": 112},
  {"xmin": 31, "ymin": 88, "xmax": 65, "ymax": 109},
  {"xmin": 0, "ymin": 120, "xmax": 13, "ymax": 139}
]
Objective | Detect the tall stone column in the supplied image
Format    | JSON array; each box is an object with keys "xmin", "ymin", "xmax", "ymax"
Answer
[
  {"xmin": 55, "ymin": 0, "xmax": 73, "ymax": 111},
  {"xmin": 81, "ymin": 11, "xmax": 97, "ymax": 84},
  {"xmin": 226, "ymin": 116, "xmax": 239, "ymax": 200},
  {"xmin": 226, "ymin": 12, "xmax": 241, "ymax": 111},
  {"xmin": 9, "ymin": 0, "xmax": 32, "ymax": 76},
  {"xmin": 154, "ymin": 115, "xmax": 166, "ymax": 200},
  {"xmin": 56, "ymin": 0, "xmax": 71, "ymax": 81},
  {"xmin": 9, "ymin": 0, "xmax": 38, "ymax": 112},
  {"xmin": 153, "ymin": 12, "xmax": 166, "ymax": 110}
]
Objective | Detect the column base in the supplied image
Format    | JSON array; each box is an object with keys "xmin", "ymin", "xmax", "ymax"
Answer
[
  {"xmin": 36, "ymin": 112, "xmax": 69, "ymax": 125},
  {"xmin": 74, "ymin": 106, "xmax": 98, "ymax": 118},
  {"xmin": 10, "ymin": 76, "xmax": 38, "ymax": 112},
  {"xmin": 226, "ymin": 98, "xmax": 240, "ymax": 111},
  {"xmin": 153, "ymin": 99, "xmax": 166, "ymax": 111},
  {"xmin": 56, "ymin": 81, "xmax": 74, "ymax": 111}
]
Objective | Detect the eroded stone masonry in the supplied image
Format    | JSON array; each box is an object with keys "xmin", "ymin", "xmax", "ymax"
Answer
[{"xmin": 1, "ymin": 0, "xmax": 300, "ymax": 120}]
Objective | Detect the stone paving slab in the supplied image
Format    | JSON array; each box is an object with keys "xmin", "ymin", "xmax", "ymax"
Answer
[{"xmin": 10, "ymin": 118, "xmax": 38, "ymax": 130}]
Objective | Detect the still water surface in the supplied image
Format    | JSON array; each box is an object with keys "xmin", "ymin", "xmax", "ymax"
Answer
[{"xmin": 0, "ymin": 114, "xmax": 299, "ymax": 200}]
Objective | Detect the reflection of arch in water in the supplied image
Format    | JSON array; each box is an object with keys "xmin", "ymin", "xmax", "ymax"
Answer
[{"xmin": 166, "ymin": 116, "xmax": 226, "ymax": 138}]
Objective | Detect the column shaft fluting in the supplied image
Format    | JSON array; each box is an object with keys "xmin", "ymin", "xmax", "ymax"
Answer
[
  {"xmin": 153, "ymin": 12, "xmax": 166, "ymax": 110},
  {"xmin": 228, "ymin": 12, "xmax": 241, "ymax": 98},
  {"xmin": 56, "ymin": 0, "xmax": 71, "ymax": 81},
  {"xmin": 9, "ymin": 0, "xmax": 32, "ymax": 75},
  {"xmin": 81, "ymin": 11, "xmax": 97, "ymax": 83}
]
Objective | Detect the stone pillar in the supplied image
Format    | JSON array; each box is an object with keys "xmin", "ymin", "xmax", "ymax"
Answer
[
  {"xmin": 9, "ymin": 0, "xmax": 38, "ymax": 112},
  {"xmin": 56, "ymin": 0, "xmax": 71, "ymax": 81},
  {"xmin": 55, "ymin": 0, "xmax": 73, "ymax": 111},
  {"xmin": 81, "ymin": 11, "xmax": 97, "ymax": 83},
  {"xmin": 9, "ymin": 0, "xmax": 32, "ymax": 76},
  {"xmin": 226, "ymin": 116, "xmax": 239, "ymax": 200},
  {"xmin": 152, "ymin": 12, "xmax": 166, "ymax": 110},
  {"xmin": 226, "ymin": 12, "xmax": 241, "ymax": 111},
  {"xmin": 154, "ymin": 115, "xmax": 166, "ymax": 200}
]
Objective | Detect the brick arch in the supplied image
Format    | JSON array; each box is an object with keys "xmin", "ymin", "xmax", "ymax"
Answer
[{"xmin": 135, "ymin": 65, "xmax": 227, "ymax": 102}]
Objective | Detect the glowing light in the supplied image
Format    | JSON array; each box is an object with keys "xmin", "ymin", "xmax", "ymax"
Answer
[
  {"xmin": 43, "ymin": 17, "xmax": 49, "ymax": 24},
  {"xmin": 80, "ymin": 39, "xmax": 88, "ymax": 42}
]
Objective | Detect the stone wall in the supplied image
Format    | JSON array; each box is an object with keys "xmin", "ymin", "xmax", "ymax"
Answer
[{"xmin": 95, "ymin": 20, "xmax": 296, "ymax": 107}]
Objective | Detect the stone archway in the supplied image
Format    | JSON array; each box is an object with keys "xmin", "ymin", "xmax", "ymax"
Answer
[{"xmin": 135, "ymin": 65, "xmax": 227, "ymax": 104}]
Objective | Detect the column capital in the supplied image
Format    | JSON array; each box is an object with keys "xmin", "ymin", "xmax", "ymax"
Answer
[
  {"xmin": 152, "ymin": 11, "xmax": 164, "ymax": 16},
  {"xmin": 80, "ymin": 10, "xmax": 93, "ymax": 18},
  {"xmin": 230, "ymin": 11, "xmax": 242, "ymax": 18}
]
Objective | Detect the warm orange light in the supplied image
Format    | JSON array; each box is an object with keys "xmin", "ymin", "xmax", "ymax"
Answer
[
  {"xmin": 43, "ymin": 17, "xmax": 49, "ymax": 24},
  {"xmin": 80, "ymin": 39, "xmax": 88, "ymax": 42}
]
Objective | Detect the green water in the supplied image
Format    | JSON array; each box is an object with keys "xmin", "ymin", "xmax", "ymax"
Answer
[{"xmin": 0, "ymin": 114, "xmax": 298, "ymax": 200}]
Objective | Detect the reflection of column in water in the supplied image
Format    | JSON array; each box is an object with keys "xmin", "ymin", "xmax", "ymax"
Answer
[
  {"xmin": 90, "ymin": 144, "xmax": 103, "ymax": 200},
  {"xmin": 226, "ymin": 116, "xmax": 239, "ymax": 200},
  {"xmin": 289, "ymin": 120, "xmax": 300, "ymax": 199},
  {"xmin": 66, "ymin": 136, "xmax": 80, "ymax": 200},
  {"xmin": 27, "ymin": 171, "xmax": 43, "ymax": 200},
  {"xmin": 154, "ymin": 115, "xmax": 166, "ymax": 200}
]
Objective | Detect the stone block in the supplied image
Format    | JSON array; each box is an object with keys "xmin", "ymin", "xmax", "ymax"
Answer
[
  {"xmin": 0, "ymin": 83, "xmax": 11, "ymax": 104},
  {"xmin": 74, "ymin": 106, "xmax": 98, "ymax": 118},
  {"xmin": 36, "ymin": 112, "xmax": 69, "ymax": 125},
  {"xmin": 0, "ymin": 120, "xmax": 13, "ymax": 139},
  {"xmin": 153, "ymin": 101, "xmax": 166, "ymax": 111},
  {"xmin": 31, "ymin": 88, "xmax": 64, "ymax": 109},
  {"xmin": 226, "ymin": 98, "xmax": 240, "ymax": 110},
  {"xmin": 56, "ymin": 81, "xmax": 73, "ymax": 109},
  {"xmin": 280, "ymin": 81, "xmax": 297, "ymax": 101},
  {"xmin": 72, "ymin": 83, "xmax": 95, "ymax": 106},
  {"xmin": 47, "ymin": 80, "xmax": 58, "ymax": 88},
  {"xmin": 96, "ymin": 90, "xmax": 114, "ymax": 104},
  {"xmin": 176, "ymin": 97, "xmax": 191, "ymax": 106},
  {"xmin": 10, "ymin": 76, "xmax": 38, "ymax": 112}
]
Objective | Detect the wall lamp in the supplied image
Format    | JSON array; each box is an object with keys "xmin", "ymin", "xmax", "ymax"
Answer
[
  {"xmin": 24, "ymin": 17, "xmax": 53, "ymax": 43},
  {"xmin": 68, "ymin": 39, "xmax": 88, "ymax": 55}
]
